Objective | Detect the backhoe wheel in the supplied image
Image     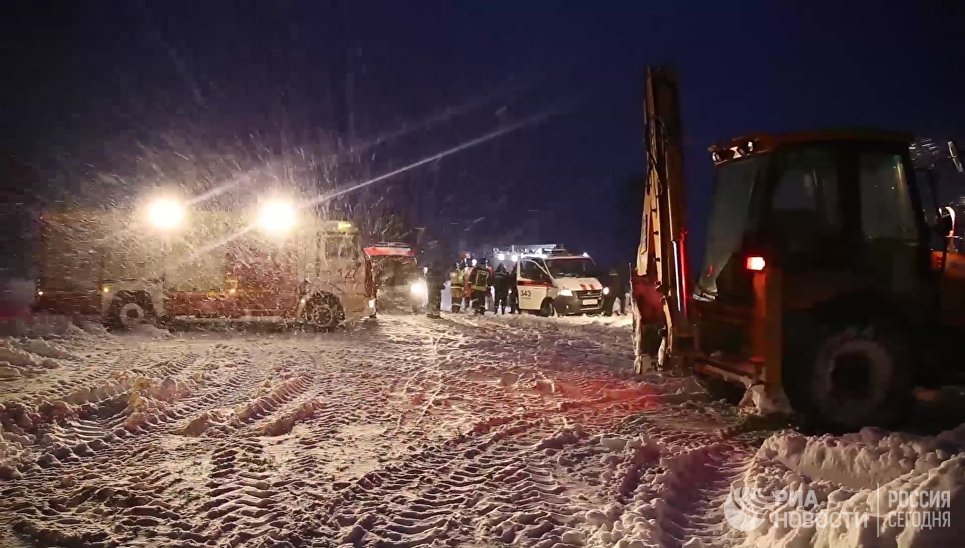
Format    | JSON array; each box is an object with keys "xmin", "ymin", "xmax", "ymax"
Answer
[
  {"xmin": 303, "ymin": 293, "xmax": 344, "ymax": 331},
  {"xmin": 107, "ymin": 292, "xmax": 155, "ymax": 330},
  {"xmin": 785, "ymin": 320, "xmax": 911, "ymax": 431},
  {"xmin": 539, "ymin": 298, "xmax": 555, "ymax": 317},
  {"xmin": 632, "ymin": 313, "xmax": 665, "ymax": 374}
]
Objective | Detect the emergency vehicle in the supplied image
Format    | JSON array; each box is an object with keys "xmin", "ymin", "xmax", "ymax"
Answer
[
  {"xmin": 34, "ymin": 197, "xmax": 375, "ymax": 329},
  {"xmin": 495, "ymin": 246, "xmax": 606, "ymax": 316},
  {"xmin": 363, "ymin": 242, "xmax": 426, "ymax": 313}
]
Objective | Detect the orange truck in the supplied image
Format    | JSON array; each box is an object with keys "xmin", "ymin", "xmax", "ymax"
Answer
[
  {"xmin": 34, "ymin": 199, "xmax": 375, "ymax": 329},
  {"xmin": 632, "ymin": 66, "xmax": 965, "ymax": 429}
]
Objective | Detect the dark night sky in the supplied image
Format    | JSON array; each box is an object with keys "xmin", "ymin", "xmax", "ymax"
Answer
[{"xmin": 3, "ymin": 1, "xmax": 965, "ymax": 268}]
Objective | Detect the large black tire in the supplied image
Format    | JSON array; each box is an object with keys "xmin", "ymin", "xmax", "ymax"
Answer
[
  {"xmin": 303, "ymin": 293, "xmax": 344, "ymax": 331},
  {"xmin": 784, "ymin": 316, "xmax": 912, "ymax": 431},
  {"xmin": 107, "ymin": 291, "xmax": 155, "ymax": 330},
  {"xmin": 539, "ymin": 298, "xmax": 555, "ymax": 318}
]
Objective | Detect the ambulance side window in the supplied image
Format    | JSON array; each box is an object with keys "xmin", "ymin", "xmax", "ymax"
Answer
[{"xmin": 520, "ymin": 260, "xmax": 545, "ymax": 281}]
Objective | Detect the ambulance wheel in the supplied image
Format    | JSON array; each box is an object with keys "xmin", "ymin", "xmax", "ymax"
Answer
[
  {"xmin": 304, "ymin": 293, "xmax": 344, "ymax": 331},
  {"xmin": 539, "ymin": 298, "xmax": 555, "ymax": 317},
  {"xmin": 107, "ymin": 291, "xmax": 155, "ymax": 330},
  {"xmin": 784, "ymin": 314, "xmax": 912, "ymax": 431}
]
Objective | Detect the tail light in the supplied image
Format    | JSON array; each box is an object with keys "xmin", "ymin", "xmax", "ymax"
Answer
[{"xmin": 745, "ymin": 256, "xmax": 766, "ymax": 272}]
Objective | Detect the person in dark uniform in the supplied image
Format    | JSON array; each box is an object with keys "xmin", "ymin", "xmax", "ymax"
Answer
[
  {"xmin": 507, "ymin": 264, "xmax": 520, "ymax": 313},
  {"xmin": 603, "ymin": 268, "xmax": 627, "ymax": 316},
  {"xmin": 425, "ymin": 262, "xmax": 446, "ymax": 318},
  {"xmin": 492, "ymin": 263, "xmax": 510, "ymax": 314},
  {"xmin": 467, "ymin": 258, "xmax": 492, "ymax": 314}
]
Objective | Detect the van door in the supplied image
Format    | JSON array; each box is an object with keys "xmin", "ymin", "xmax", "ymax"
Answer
[{"xmin": 517, "ymin": 258, "xmax": 550, "ymax": 311}]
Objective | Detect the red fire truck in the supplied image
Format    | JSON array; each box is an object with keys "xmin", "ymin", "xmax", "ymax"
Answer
[
  {"xmin": 34, "ymin": 198, "xmax": 375, "ymax": 329},
  {"xmin": 363, "ymin": 243, "xmax": 426, "ymax": 313}
]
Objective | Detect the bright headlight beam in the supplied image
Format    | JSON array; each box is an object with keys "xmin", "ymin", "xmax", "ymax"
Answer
[
  {"xmin": 410, "ymin": 280, "xmax": 428, "ymax": 297},
  {"xmin": 300, "ymin": 106, "xmax": 567, "ymax": 210},
  {"xmin": 148, "ymin": 198, "xmax": 185, "ymax": 230},
  {"xmin": 258, "ymin": 200, "xmax": 296, "ymax": 234}
]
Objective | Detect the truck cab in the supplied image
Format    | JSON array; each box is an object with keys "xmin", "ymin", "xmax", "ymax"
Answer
[
  {"xmin": 363, "ymin": 243, "xmax": 426, "ymax": 313},
  {"xmin": 515, "ymin": 248, "xmax": 605, "ymax": 316},
  {"xmin": 689, "ymin": 131, "xmax": 965, "ymax": 428}
]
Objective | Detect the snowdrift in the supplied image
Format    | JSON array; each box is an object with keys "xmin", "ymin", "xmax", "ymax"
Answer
[{"xmin": 735, "ymin": 425, "xmax": 965, "ymax": 547}]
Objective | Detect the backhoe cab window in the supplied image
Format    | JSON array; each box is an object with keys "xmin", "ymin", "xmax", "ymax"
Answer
[
  {"xmin": 698, "ymin": 156, "xmax": 765, "ymax": 296},
  {"xmin": 768, "ymin": 147, "xmax": 841, "ymax": 257},
  {"xmin": 859, "ymin": 152, "xmax": 917, "ymax": 241}
]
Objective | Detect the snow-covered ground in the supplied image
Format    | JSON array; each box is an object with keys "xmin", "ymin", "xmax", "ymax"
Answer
[{"xmin": 0, "ymin": 314, "xmax": 961, "ymax": 547}]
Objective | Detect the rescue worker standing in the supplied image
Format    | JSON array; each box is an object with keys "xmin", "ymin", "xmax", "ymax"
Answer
[
  {"xmin": 603, "ymin": 267, "xmax": 627, "ymax": 316},
  {"xmin": 425, "ymin": 262, "xmax": 446, "ymax": 318},
  {"xmin": 449, "ymin": 263, "xmax": 465, "ymax": 313},
  {"xmin": 508, "ymin": 264, "xmax": 520, "ymax": 314},
  {"xmin": 467, "ymin": 258, "xmax": 492, "ymax": 314},
  {"xmin": 462, "ymin": 258, "xmax": 474, "ymax": 311},
  {"xmin": 492, "ymin": 263, "xmax": 510, "ymax": 314}
]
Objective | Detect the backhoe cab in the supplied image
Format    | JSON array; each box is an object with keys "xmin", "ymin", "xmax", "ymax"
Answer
[{"xmin": 633, "ymin": 67, "xmax": 965, "ymax": 430}]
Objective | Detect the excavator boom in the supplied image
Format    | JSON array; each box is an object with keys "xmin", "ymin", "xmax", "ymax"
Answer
[{"xmin": 633, "ymin": 66, "xmax": 692, "ymax": 371}]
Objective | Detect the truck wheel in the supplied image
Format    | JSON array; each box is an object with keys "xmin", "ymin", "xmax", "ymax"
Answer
[
  {"xmin": 107, "ymin": 292, "xmax": 155, "ymax": 330},
  {"xmin": 785, "ymin": 320, "xmax": 911, "ymax": 430},
  {"xmin": 539, "ymin": 298, "xmax": 555, "ymax": 317},
  {"xmin": 304, "ymin": 293, "xmax": 344, "ymax": 331}
]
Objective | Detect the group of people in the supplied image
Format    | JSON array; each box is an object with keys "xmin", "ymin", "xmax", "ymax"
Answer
[{"xmin": 424, "ymin": 258, "xmax": 520, "ymax": 318}]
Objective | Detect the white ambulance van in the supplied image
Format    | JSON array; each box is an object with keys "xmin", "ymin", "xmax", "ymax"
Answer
[{"xmin": 511, "ymin": 248, "xmax": 605, "ymax": 316}]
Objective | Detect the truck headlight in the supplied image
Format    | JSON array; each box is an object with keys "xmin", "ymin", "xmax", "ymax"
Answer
[
  {"xmin": 559, "ymin": 289, "xmax": 573, "ymax": 297},
  {"xmin": 148, "ymin": 198, "xmax": 185, "ymax": 230},
  {"xmin": 258, "ymin": 199, "xmax": 296, "ymax": 234},
  {"xmin": 603, "ymin": 287, "xmax": 610, "ymax": 295},
  {"xmin": 410, "ymin": 280, "xmax": 428, "ymax": 297}
]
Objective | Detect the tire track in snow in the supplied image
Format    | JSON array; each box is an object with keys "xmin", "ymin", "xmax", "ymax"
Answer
[
  {"xmin": 3, "ymin": 315, "xmax": 746, "ymax": 547},
  {"xmin": 2, "ymin": 342, "xmax": 277, "ymax": 546}
]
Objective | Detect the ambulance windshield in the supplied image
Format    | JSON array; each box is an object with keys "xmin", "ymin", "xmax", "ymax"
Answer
[{"xmin": 545, "ymin": 257, "xmax": 595, "ymax": 278}]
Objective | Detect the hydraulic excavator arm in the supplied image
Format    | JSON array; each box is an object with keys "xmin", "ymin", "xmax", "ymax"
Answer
[{"xmin": 632, "ymin": 66, "xmax": 693, "ymax": 372}]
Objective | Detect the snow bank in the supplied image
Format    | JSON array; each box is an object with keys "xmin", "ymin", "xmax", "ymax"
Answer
[
  {"xmin": 0, "ymin": 314, "xmax": 106, "ymax": 338},
  {"xmin": 564, "ymin": 415, "xmax": 964, "ymax": 548},
  {"xmin": 504, "ymin": 312, "xmax": 633, "ymax": 330},
  {"xmin": 0, "ymin": 339, "xmax": 63, "ymax": 378},
  {"xmin": 735, "ymin": 424, "xmax": 965, "ymax": 547},
  {"xmin": 739, "ymin": 383, "xmax": 792, "ymax": 416},
  {"xmin": 130, "ymin": 323, "xmax": 174, "ymax": 339}
]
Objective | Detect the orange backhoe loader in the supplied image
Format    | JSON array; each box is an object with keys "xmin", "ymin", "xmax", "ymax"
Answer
[{"xmin": 632, "ymin": 66, "xmax": 965, "ymax": 429}]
